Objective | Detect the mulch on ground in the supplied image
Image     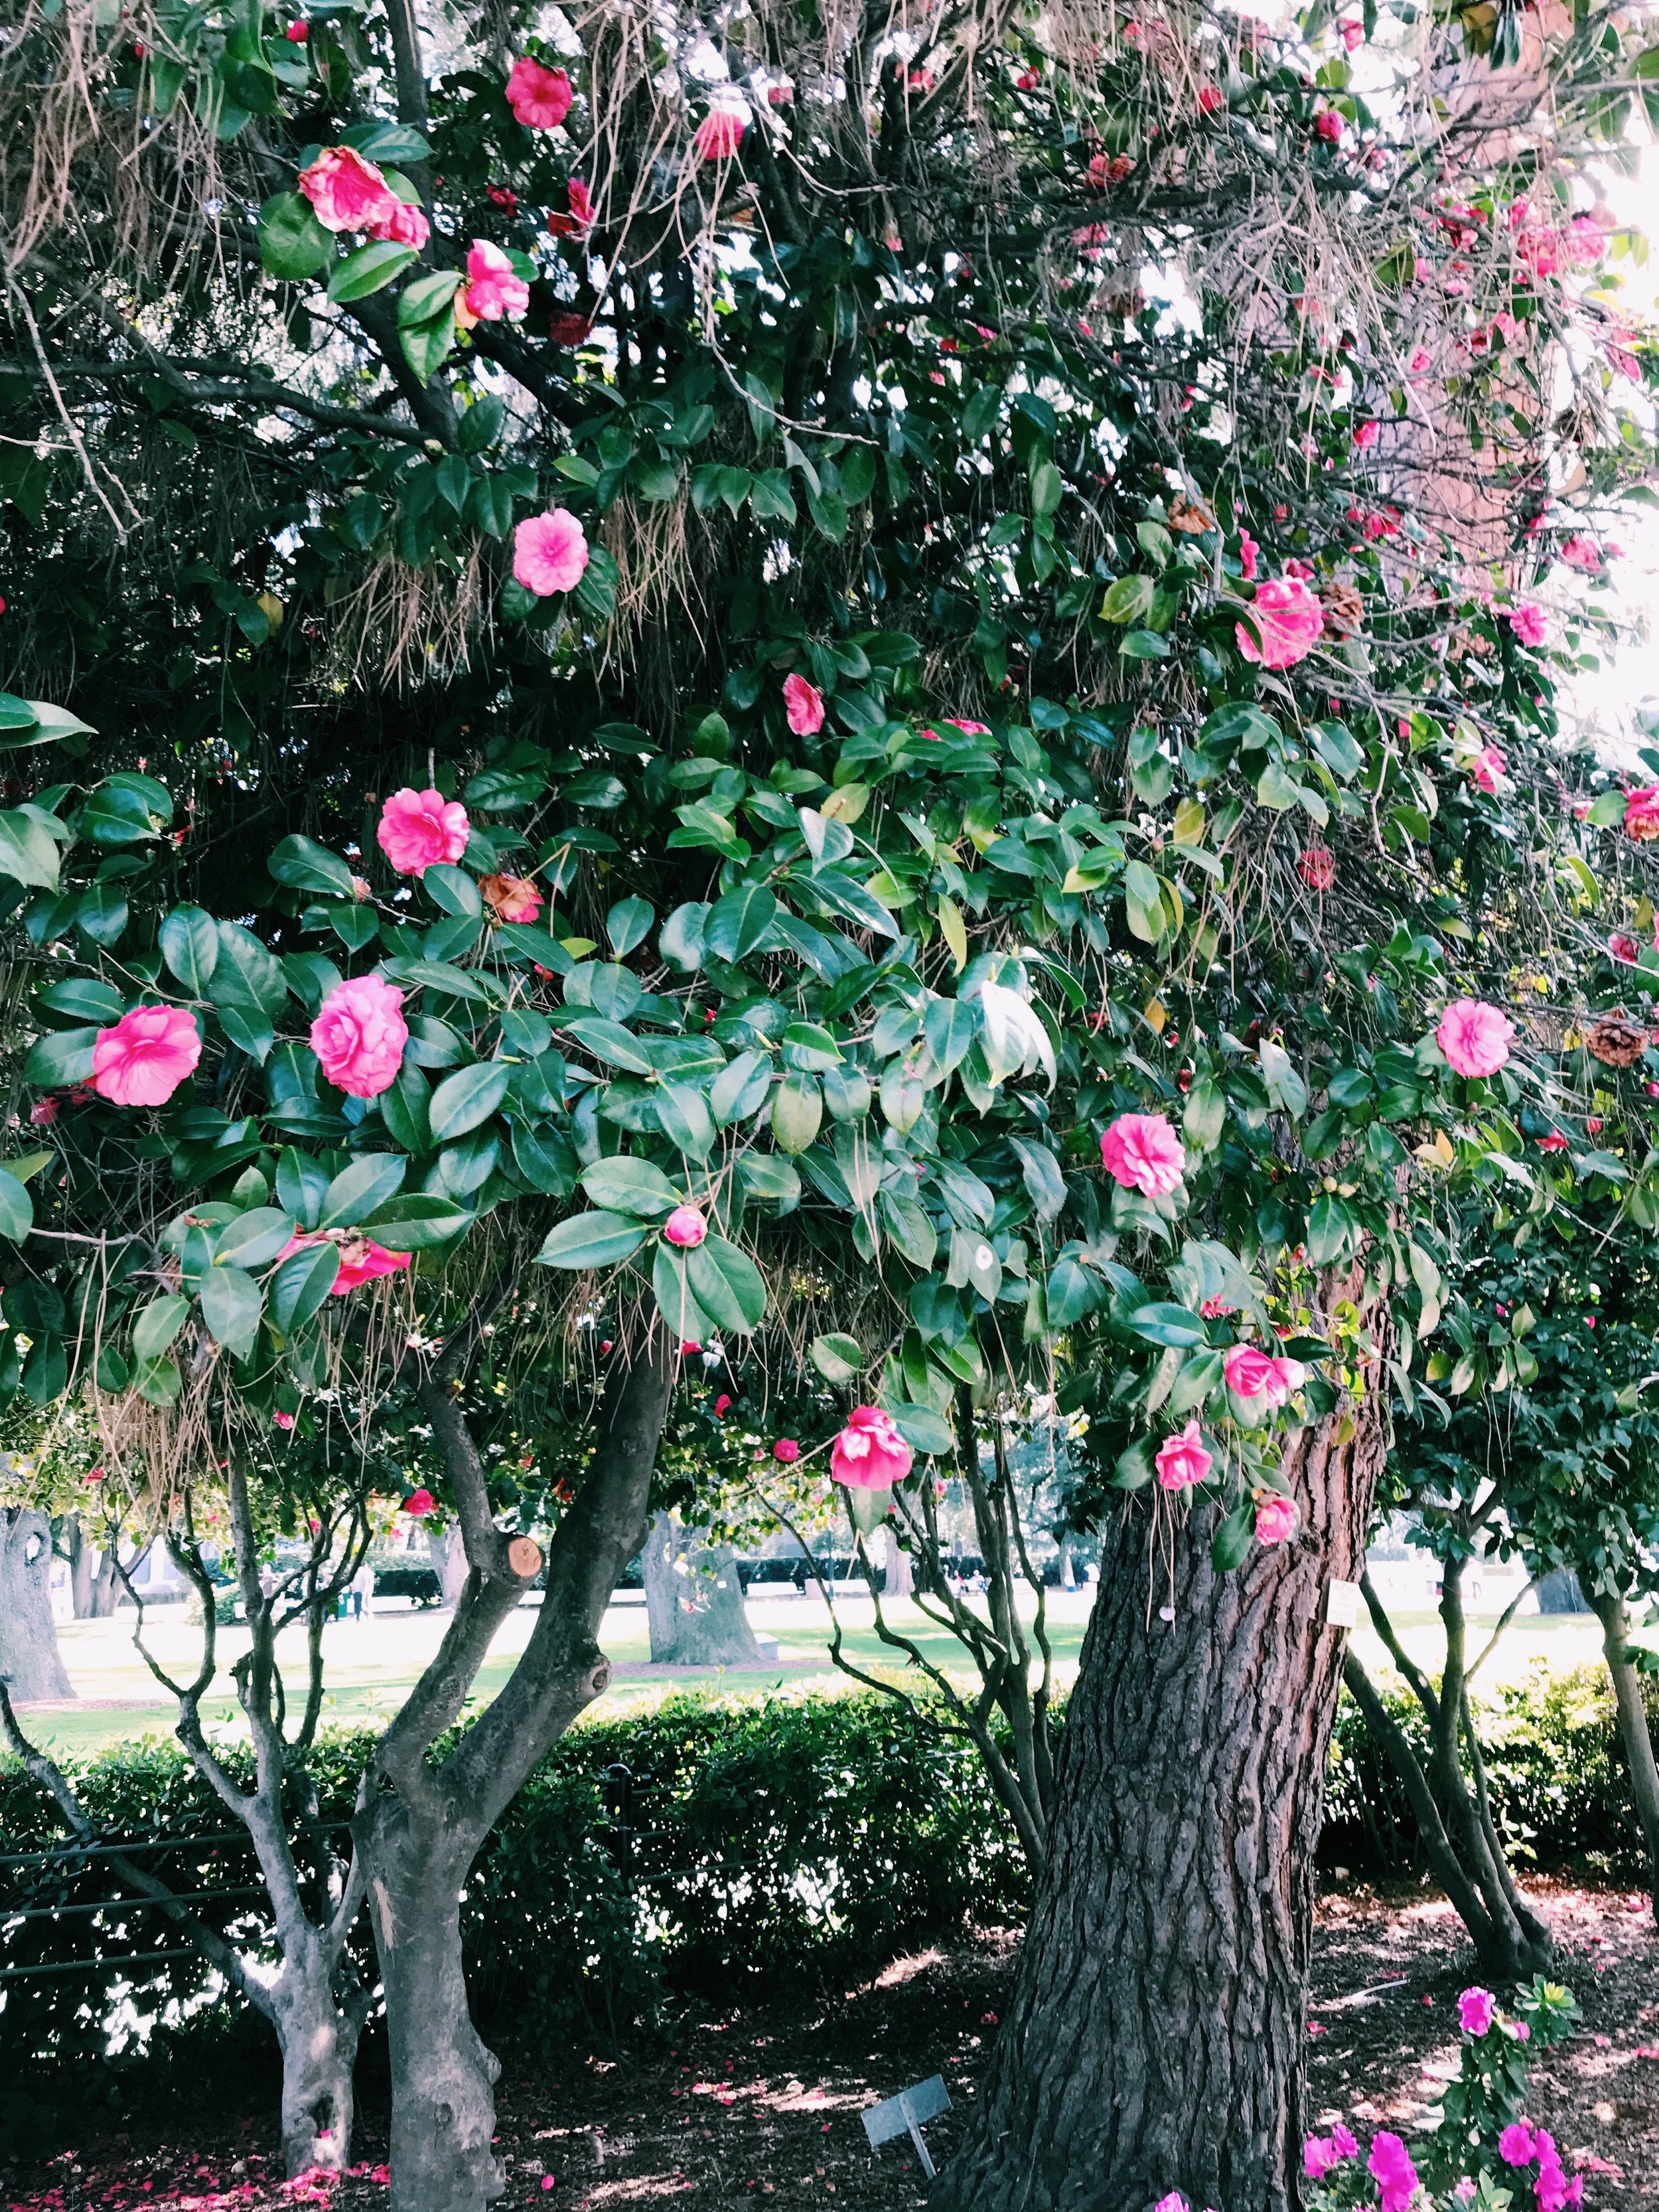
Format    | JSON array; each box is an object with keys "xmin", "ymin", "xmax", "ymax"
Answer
[{"xmin": 6, "ymin": 1878, "xmax": 1657, "ymax": 2211}]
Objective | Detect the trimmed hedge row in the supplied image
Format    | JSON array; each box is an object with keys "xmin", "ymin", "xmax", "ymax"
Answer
[{"xmin": 1, "ymin": 1667, "xmax": 1651, "ymax": 2117}]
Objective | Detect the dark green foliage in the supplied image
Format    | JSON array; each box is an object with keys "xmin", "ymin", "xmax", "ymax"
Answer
[
  {"xmin": 1322, "ymin": 1665, "xmax": 1654, "ymax": 1880},
  {"xmin": 1, "ymin": 1693, "xmax": 1028, "ymax": 2092}
]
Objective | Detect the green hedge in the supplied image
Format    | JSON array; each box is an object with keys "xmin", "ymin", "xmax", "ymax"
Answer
[
  {"xmin": 1, "ymin": 1667, "xmax": 1650, "ymax": 2127},
  {"xmin": 1323, "ymin": 1664, "xmax": 1654, "ymax": 1880},
  {"xmin": 0, "ymin": 1690, "xmax": 1029, "ymax": 2101}
]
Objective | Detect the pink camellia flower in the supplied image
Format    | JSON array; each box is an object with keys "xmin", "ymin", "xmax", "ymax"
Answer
[
  {"xmin": 91, "ymin": 1005, "xmax": 202, "ymax": 1108},
  {"xmin": 513, "ymin": 508, "xmax": 589, "ymax": 597},
  {"xmin": 567, "ymin": 178, "xmax": 595, "ymax": 230},
  {"xmin": 1498, "ymin": 2123, "xmax": 1536, "ymax": 2168},
  {"xmin": 1407, "ymin": 344, "xmax": 1433, "ymax": 373},
  {"xmin": 1314, "ymin": 108, "xmax": 1344, "ymax": 142},
  {"xmin": 297, "ymin": 146, "xmax": 399, "ymax": 232},
  {"xmin": 547, "ymin": 309, "xmax": 593, "ymax": 346},
  {"xmin": 463, "ymin": 239, "xmax": 529, "ymax": 322},
  {"xmin": 1235, "ymin": 575, "xmax": 1325, "ymax": 669},
  {"xmin": 1469, "ymin": 745, "xmax": 1506, "ymax": 793},
  {"xmin": 1354, "ymin": 419, "xmax": 1381, "ymax": 449},
  {"xmin": 713, "ymin": 1393, "xmax": 733, "ymax": 1416},
  {"xmin": 280, "ymin": 1231, "xmax": 412, "ymax": 1293},
  {"xmin": 1330, "ymin": 2126, "xmax": 1358, "ymax": 2160},
  {"xmin": 286, "ymin": 19, "xmax": 309, "ymax": 40},
  {"xmin": 1610, "ymin": 933, "xmax": 1639, "ymax": 964},
  {"xmin": 506, "ymin": 55, "xmax": 573, "ymax": 129},
  {"xmin": 1536, "ymin": 1130, "xmax": 1567, "ymax": 1152},
  {"xmin": 1299, "ymin": 845, "xmax": 1335, "ymax": 891},
  {"xmin": 310, "ymin": 973, "xmax": 408, "ymax": 1099},
  {"xmin": 1237, "ymin": 527, "xmax": 1260, "ymax": 581},
  {"xmin": 1625, "ymin": 787, "xmax": 1659, "ymax": 842},
  {"xmin": 1505, "ymin": 602, "xmax": 1548, "ymax": 646},
  {"xmin": 1256, "ymin": 1493, "xmax": 1299, "ymax": 1546},
  {"xmin": 768, "ymin": 81, "xmax": 794, "ymax": 104},
  {"xmin": 693, "ymin": 97, "xmax": 751, "ymax": 161},
  {"xmin": 663, "ymin": 1206, "xmax": 707, "ymax": 1248},
  {"xmin": 831, "ymin": 1406, "xmax": 914, "ymax": 1490},
  {"xmin": 1151, "ymin": 2197, "xmax": 1188, "ymax": 2212},
  {"xmin": 944, "ymin": 717, "xmax": 992, "ymax": 735},
  {"xmin": 679, "ymin": 1339, "xmax": 701, "ymax": 1356},
  {"xmin": 377, "ymin": 786, "xmax": 469, "ymax": 875},
  {"xmin": 783, "ymin": 672, "xmax": 826, "ymax": 735},
  {"xmin": 1367, "ymin": 2132, "xmax": 1418, "ymax": 2212},
  {"xmin": 480, "ymin": 873, "xmax": 544, "ymax": 923},
  {"xmin": 1197, "ymin": 84, "xmax": 1224, "ymax": 111},
  {"xmin": 1224, "ymin": 1343, "xmax": 1281, "ymax": 1400},
  {"xmin": 29, "ymin": 1097, "xmax": 57, "ymax": 1124},
  {"xmin": 1436, "ymin": 998, "xmax": 1515, "ymax": 1080},
  {"xmin": 274, "ymin": 1410, "xmax": 297, "ymax": 1430},
  {"xmin": 367, "ymin": 198, "xmax": 431, "ymax": 250},
  {"xmin": 1457, "ymin": 1987, "xmax": 1496, "ymax": 2036},
  {"xmin": 1155, "ymin": 1421, "xmax": 1211, "ymax": 1492},
  {"xmin": 1559, "ymin": 533, "xmax": 1602, "ymax": 573},
  {"xmin": 1101, "ymin": 1113, "xmax": 1187, "ymax": 1197},
  {"xmin": 772, "ymin": 1439, "xmax": 800, "ymax": 1463},
  {"xmin": 401, "ymin": 1487, "xmax": 436, "ymax": 1516},
  {"xmin": 1340, "ymin": 15, "xmax": 1363, "ymax": 44}
]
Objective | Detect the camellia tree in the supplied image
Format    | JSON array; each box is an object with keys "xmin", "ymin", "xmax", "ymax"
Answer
[{"xmin": 1, "ymin": 0, "xmax": 1657, "ymax": 2207}]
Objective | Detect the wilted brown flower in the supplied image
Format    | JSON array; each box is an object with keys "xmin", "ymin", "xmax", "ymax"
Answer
[
  {"xmin": 1585, "ymin": 1013, "xmax": 1649, "ymax": 1068},
  {"xmin": 1319, "ymin": 581, "xmax": 1366, "ymax": 637},
  {"xmin": 1167, "ymin": 496, "xmax": 1216, "ymax": 535}
]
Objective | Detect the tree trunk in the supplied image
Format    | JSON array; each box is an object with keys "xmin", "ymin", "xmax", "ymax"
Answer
[
  {"xmin": 640, "ymin": 1513, "xmax": 760, "ymax": 1664},
  {"xmin": 1349, "ymin": 1562, "xmax": 1551, "ymax": 1978},
  {"xmin": 1591, "ymin": 1590, "xmax": 1659, "ymax": 1925},
  {"xmin": 0, "ymin": 1507, "xmax": 74, "ymax": 1700},
  {"xmin": 642, "ymin": 1512, "xmax": 682, "ymax": 1661},
  {"xmin": 61, "ymin": 1515, "xmax": 97, "ymax": 1618},
  {"xmin": 92, "ymin": 1540, "xmax": 146, "ymax": 1617},
  {"xmin": 428, "ymin": 1528, "xmax": 473, "ymax": 1609},
  {"xmin": 358, "ymin": 1329, "xmax": 675, "ymax": 2212},
  {"xmin": 883, "ymin": 1521, "xmax": 914, "ymax": 1597},
  {"xmin": 936, "ymin": 1384, "xmax": 1385, "ymax": 2212},
  {"xmin": 368, "ymin": 1827, "xmax": 499, "ymax": 2207},
  {"xmin": 271, "ymin": 1945, "xmax": 366, "ymax": 2176}
]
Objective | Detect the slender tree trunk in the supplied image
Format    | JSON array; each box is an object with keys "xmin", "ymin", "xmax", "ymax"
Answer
[
  {"xmin": 358, "ymin": 1331, "xmax": 675, "ymax": 2212},
  {"xmin": 883, "ymin": 1521, "xmax": 914, "ymax": 1597},
  {"xmin": 1352, "ymin": 1562, "xmax": 1551, "ymax": 1976},
  {"xmin": 1591, "ymin": 1590, "xmax": 1659, "ymax": 1925},
  {"xmin": 429, "ymin": 1528, "xmax": 473, "ymax": 1609},
  {"xmin": 642, "ymin": 1512, "xmax": 682, "ymax": 1660},
  {"xmin": 62, "ymin": 1515, "xmax": 96, "ymax": 1617},
  {"xmin": 936, "ymin": 1375, "xmax": 1386, "ymax": 2212},
  {"xmin": 92, "ymin": 1540, "xmax": 146, "ymax": 1617},
  {"xmin": 0, "ymin": 1507, "xmax": 74, "ymax": 1700}
]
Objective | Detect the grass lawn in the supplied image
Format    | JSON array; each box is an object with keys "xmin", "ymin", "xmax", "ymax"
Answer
[{"xmin": 10, "ymin": 1587, "xmax": 1628, "ymax": 1761}]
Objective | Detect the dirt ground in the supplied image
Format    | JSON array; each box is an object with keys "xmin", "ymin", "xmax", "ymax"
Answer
[{"xmin": 7, "ymin": 1877, "xmax": 1658, "ymax": 2212}]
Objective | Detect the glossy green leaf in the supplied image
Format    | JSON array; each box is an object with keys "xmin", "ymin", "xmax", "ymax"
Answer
[{"xmin": 537, "ymin": 1210, "xmax": 649, "ymax": 1268}]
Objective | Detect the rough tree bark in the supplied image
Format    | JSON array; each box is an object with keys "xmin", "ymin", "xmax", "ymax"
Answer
[
  {"xmin": 1346, "ymin": 1558, "xmax": 1551, "ymax": 1980},
  {"xmin": 935, "ymin": 1364, "xmax": 1387, "ymax": 2212},
  {"xmin": 60, "ymin": 1513, "xmax": 96, "ymax": 1618},
  {"xmin": 642, "ymin": 1512, "xmax": 762, "ymax": 1664},
  {"xmin": 355, "ymin": 1324, "xmax": 675, "ymax": 2212},
  {"xmin": 882, "ymin": 1521, "xmax": 914, "ymax": 1597},
  {"xmin": 1589, "ymin": 1590, "xmax": 1659, "ymax": 1925},
  {"xmin": 0, "ymin": 1505, "xmax": 74, "ymax": 1700}
]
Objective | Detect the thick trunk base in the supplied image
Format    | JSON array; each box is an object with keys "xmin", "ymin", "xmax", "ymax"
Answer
[
  {"xmin": 275, "ymin": 1990, "xmax": 360, "ymax": 2178},
  {"xmin": 938, "ymin": 1390, "xmax": 1383, "ymax": 2212},
  {"xmin": 642, "ymin": 1516, "xmax": 760, "ymax": 1664},
  {"xmin": 366, "ymin": 1828, "xmax": 504, "ymax": 2212}
]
